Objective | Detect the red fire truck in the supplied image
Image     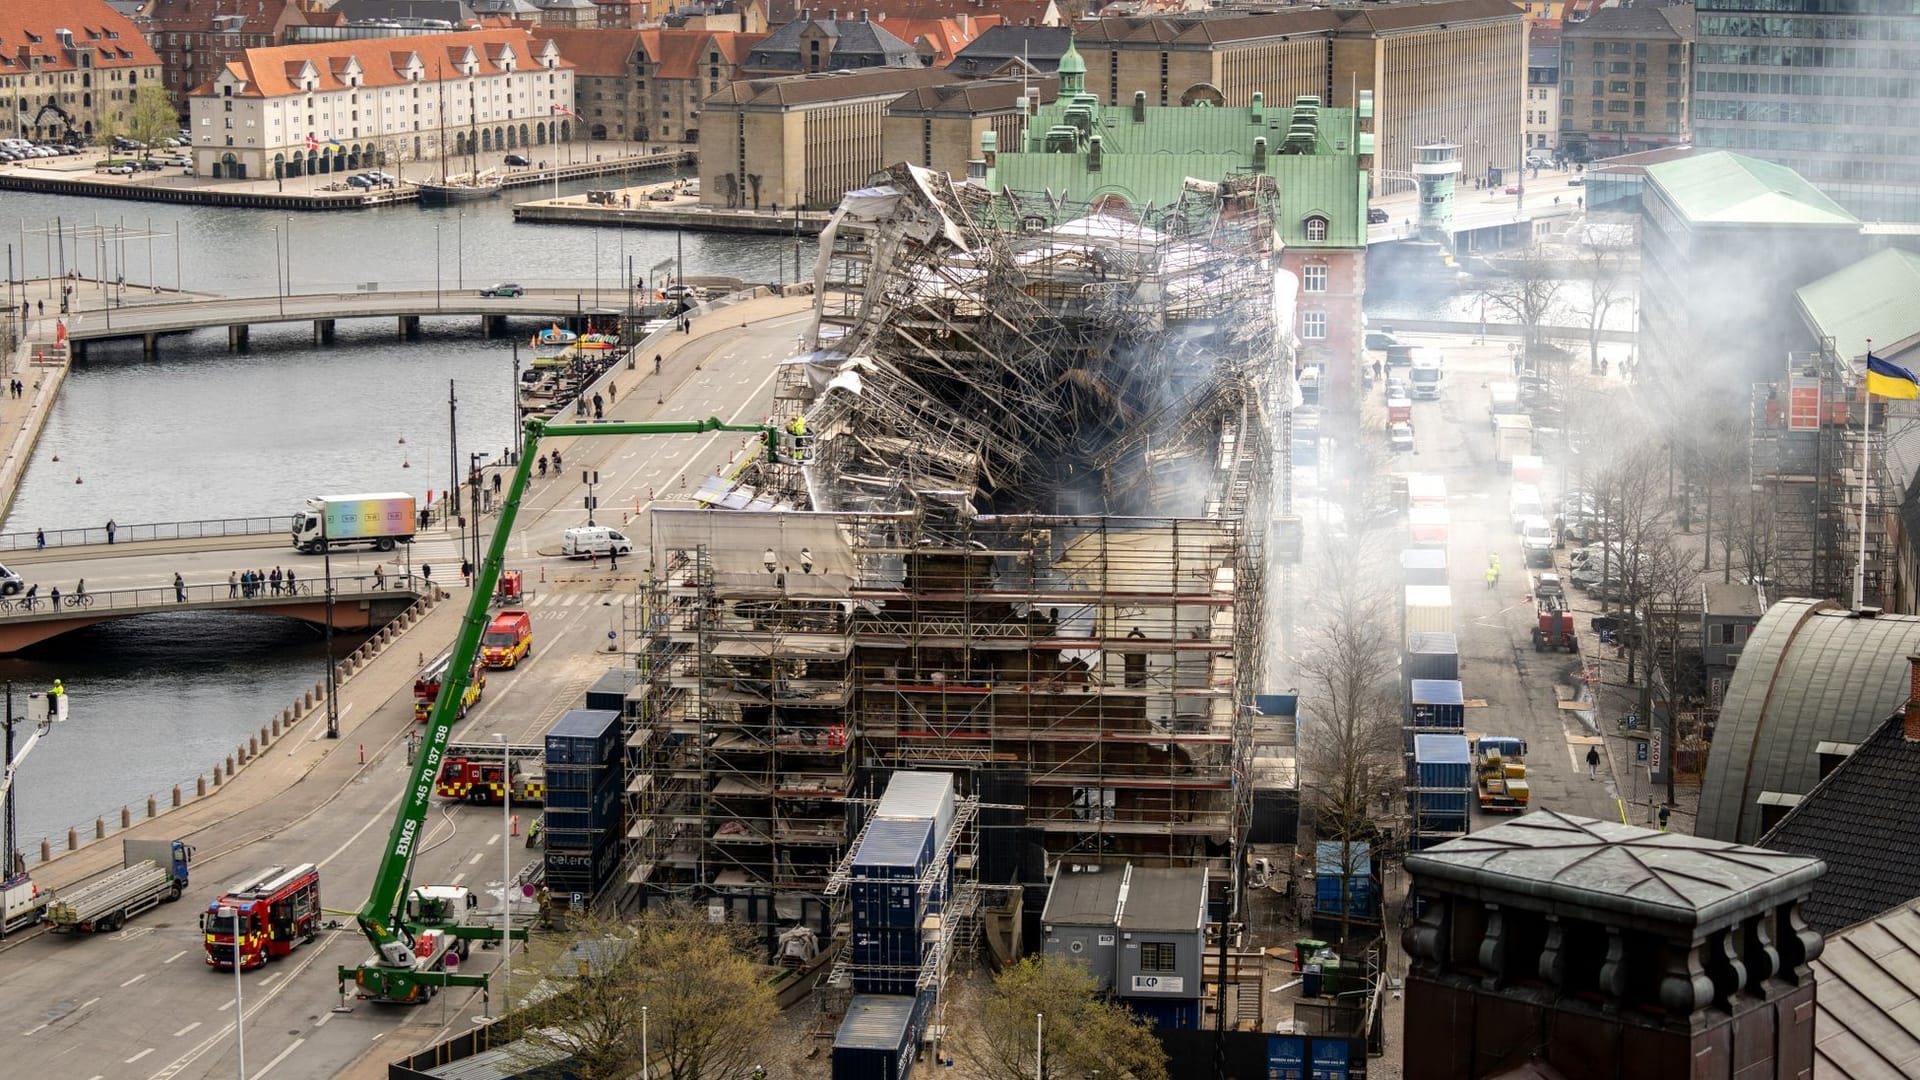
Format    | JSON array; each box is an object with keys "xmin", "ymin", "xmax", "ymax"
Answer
[
  {"xmin": 202, "ymin": 863, "xmax": 321, "ymax": 970},
  {"xmin": 436, "ymin": 741, "xmax": 545, "ymax": 804},
  {"xmin": 414, "ymin": 647, "xmax": 485, "ymax": 723}
]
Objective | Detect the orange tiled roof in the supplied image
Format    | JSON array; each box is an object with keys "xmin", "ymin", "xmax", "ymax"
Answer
[
  {"xmin": 870, "ymin": 14, "xmax": 995, "ymax": 64},
  {"xmin": 210, "ymin": 28, "xmax": 567, "ymax": 97},
  {"xmin": 0, "ymin": 0, "xmax": 161, "ymax": 73},
  {"xmin": 533, "ymin": 26, "xmax": 641, "ymax": 77},
  {"xmin": 144, "ymin": 0, "xmax": 308, "ymax": 35},
  {"xmin": 636, "ymin": 28, "xmax": 765, "ymax": 79}
]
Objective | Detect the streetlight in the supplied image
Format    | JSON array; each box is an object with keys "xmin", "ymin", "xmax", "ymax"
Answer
[
  {"xmin": 272, "ymin": 226, "xmax": 285, "ymax": 317},
  {"xmin": 456, "ymin": 208, "xmax": 464, "ymax": 293},
  {"xmin": 492, "ymin": 732, "xmax": 512, "ymax": 1019},
  {"xmin": 642, "ymin": 1004, "xmax": 649, "ymax": 1079},
  {"xmin": 435, "ymin": 224, "xmax": 442, "ymax": 311},
  {"xmin": 220, "ymin": 904, "xmax": 248, "ymax": 1079}
]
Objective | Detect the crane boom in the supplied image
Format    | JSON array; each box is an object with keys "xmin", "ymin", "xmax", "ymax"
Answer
[{"xmin": 341, "ymin": 414, "xmax": 780, "ymax": 1004}]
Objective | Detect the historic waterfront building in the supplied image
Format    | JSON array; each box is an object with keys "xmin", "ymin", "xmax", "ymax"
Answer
[
  {"xmin": 534, "ymin": 27, "xmax": 762, "ymax": 145},
  {"xmin": 186, "ymin": 28, "xmax": 573, "ymax": 180},
  {"xmin": 981, "ymin": 45, "xmax": 1370, "ymax": 411},
  {"xmin": 0, "ymin": 0, "xmax": 163, "ymax": 143}
]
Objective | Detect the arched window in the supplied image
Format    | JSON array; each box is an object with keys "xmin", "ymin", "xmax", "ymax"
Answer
[
  {"xmin": 1304, "ymin": 215, "xmax": 1329, "ymax": 241},
  {"xmin": 519, "ymin": 123, "xmax": 529, "ymax": 147},
  {"xmin": 535, "ymin": 121, "xmax": 547, "ymax": 145}
]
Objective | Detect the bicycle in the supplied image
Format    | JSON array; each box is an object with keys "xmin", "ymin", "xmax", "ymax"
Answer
[{"xmin": 62, "ymin": 592, "xmax": 94, "ymax": 608}]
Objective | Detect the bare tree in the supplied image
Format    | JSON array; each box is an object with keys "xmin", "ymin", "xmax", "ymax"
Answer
[
  {"xmin": 961, "ymin": 957, "xmax": 1169, "ymax": 1080},
  {"xmin": 1570, "ymin": 239, "xmax": 1629, "ymax": 374},
  {"xmin": 1479, "ymin": 243, "xmax": 1566, "ymax": 362},
  {"xmin": 1295, "ymin": 537, "xmax": 1402, "ymax": 943},
  {"xmin": 509, "ymin": 906, "xmax": 777, "ymax": 1080}
]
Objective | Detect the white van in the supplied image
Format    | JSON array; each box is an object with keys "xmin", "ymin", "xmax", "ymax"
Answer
[
  {"xmin": 1509, "ymin": 485, "xmax": 1545, "ymax": 531},
  {"xmin": 561, "ymin": 526, "xmax": 633, "ymax": 558}
]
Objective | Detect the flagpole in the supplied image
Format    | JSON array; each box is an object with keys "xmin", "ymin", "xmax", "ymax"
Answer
[{"xmin": 1856, "ymin": 339, "xmax": 1874, "ymax": 611}]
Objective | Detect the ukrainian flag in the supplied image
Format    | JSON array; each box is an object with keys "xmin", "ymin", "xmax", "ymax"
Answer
[{"xmin": 1867, "ymin": 353, "xmax": 1920, "ymax": 399}]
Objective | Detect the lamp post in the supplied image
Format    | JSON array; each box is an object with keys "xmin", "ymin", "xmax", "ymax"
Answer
[
  {"xmin": 493, "ymin": 732, "xmax": 512, "ymax": 1019},
  {"xmin": 435, "ymin": 224, "xmax": 442, "ymax": 311},
  {"xmin": 456, "ymin": 208, "xmax": 464, "ymax": 293},
  {"xmin": 272, "ymin": 226, "xmax": 284, "ymax": 317},
  {"xmin": 221, "ymin": 904, "xmax": 248, "ymax": 1079},
  {"xmin": 510, "ymin": 338, "xmax": 521, "ymax": 450},
  {"xmin": 642, "ymin": 1004, "xmax": 649, "ymax": 1079}
]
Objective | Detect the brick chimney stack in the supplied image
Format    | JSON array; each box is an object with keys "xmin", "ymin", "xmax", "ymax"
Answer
[{"xmin": 1906, "ymin": 655, "xmax": 1920, "ymax": 741}]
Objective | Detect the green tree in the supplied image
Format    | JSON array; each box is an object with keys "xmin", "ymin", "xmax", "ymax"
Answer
[
  {"xmin": 125, "ymin": 85, "xmax": 180, "ymax": 157},
  {"xmin": 510, "ymin": 907, "xmax": 777, "ymax": 1080},
  {"xmin": 962, "ymin": 957, "xmax": 1170, "ymax": 1080},
  {"xmin": 92, "ymin": 113, "xmax": 127, "ymax": 153}
]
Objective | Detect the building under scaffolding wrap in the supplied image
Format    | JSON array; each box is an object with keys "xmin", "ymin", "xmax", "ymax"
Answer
[{"xmin": 623, "ymin": 162, "xmax": 1295, "ymax": 968}]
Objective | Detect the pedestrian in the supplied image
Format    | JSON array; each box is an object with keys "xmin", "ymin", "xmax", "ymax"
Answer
[
  {"xmin": 270, "ymin": 566, "xmax": 283, "ymax": 595},
  {"xmin": 36, "ymin": 299, "xmax": 43, "ymax": 316},
  {"xmin": 1586, "ymin": 745, "xmax": 1600, "ymax": 780},
  {"xmin": 681, "ymin": 317, "xmax": 690, "ymax": 335},
  {"xmin": 284, "ymin": 567, "xmax": 296, "ymax": 593},
  {"xmin": 422, "ymin": 563, "xmax": 433, "ymax": 584},
  {"xmin": 47, "ymin": 678, "xmax": 62, "ymax": 719},
  {"xmin": 461, "ymin": 559, "xmax": 474, "ymax": 586},
  {"xmin": 105, "ymin": 519, "xmax": 116, "ymax": 544},
  {"xmin": 35, "ymin": 528, "xmax": 44, "ymax": 550},
  {"xmin": 607, "ymin": 382, "xmax": 616, "ymax": 403},
  {"xmin": 654, "ymin": 353, "xmax": 662, "ymax": 375},
  {"xmin": 609, "ymin": 546, "xmax": 618, "ymax": 570},
  {"xmin": 173, "ymin": 571, "xmax": 186, "ymax": 603},
  {"xmin": 592, "ymin": 392, "xmax": 604, "ymax": 420},
  {"xmin": 492, "ymin": 472, "xmax": 502, "ymax": 497},
  {"xmin": 1658, "ymin": 805, "xmax": 1671, "ymax": 832},
  {"xmin": 49, "ymin": 585, "xmax": 59, "ymax": 609},
  {"xmin": 373, "ymin": 563, "xmax": 386, "ymax": 590},
  {"xmin": 228, "ymin": 570, "xmax": 238, "ymax": 598},
  {"xmin": 240, "ymin": 570, "xmax": 250, "ymax": 598}
]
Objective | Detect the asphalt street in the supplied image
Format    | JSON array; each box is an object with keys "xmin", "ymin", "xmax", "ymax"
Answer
[{"xmin": 0, "ymin": 299, "xmax": 811, "ymax": 1080}]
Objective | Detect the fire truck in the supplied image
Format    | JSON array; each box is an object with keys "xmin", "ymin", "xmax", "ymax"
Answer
[
  {"xmin": 414, "ymin": 647, "xmax": 485, "ymax": 723},
  {"xmin": 203, "ymin": 863, "xmax": 321, "ymax": 970},
  {"xmin": 437, "ymin": 740, "xmax": 546, "ymax": 804}
]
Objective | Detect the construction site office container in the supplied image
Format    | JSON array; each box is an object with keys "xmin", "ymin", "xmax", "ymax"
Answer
[
  {"xmin": 1401, "ymin": 548, "xmax": 1448, "ymax": 587},
  {"xmin": 1408, "ymin": 506, "xmax": 1450, "ymax": 547},
  {"xmin": 1406, "ymin": 474, "xmax": 1447, "ymax": 509},
  {"xmin": 584, "ymin": 668, "xmax": 639, "ymax": 714},
  {"xmin": 875, "ymin": 771, "xmax": 957, "ymax": 843},
  {"xmin": 1414, "ymin": 734, "xmax": 1473, "ymax": 792},
  {"xmin": 1404, "ymin": 587, "xmax": 1453, "ymax": 646},
  {"xmin": 1408, "ymin": 679, "xmax": 1466, "ymax": 729},
  {"xmin": 832, "ymin": 994, "xmax": 927, "ymax": 1080},
  {"xmin": 851, "ymin": 819, "xmax": 935, "ymax": 931}
]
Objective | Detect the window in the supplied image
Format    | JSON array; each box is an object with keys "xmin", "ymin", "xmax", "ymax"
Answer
[
  {"xmin": 1140, "ymin": 941, "xmax": 1177, "ymax": 973},
  {"xmin": 1303, "ymin": 264, "xmax": 1327, "ymax": 291},
  {"xmin": 1302, "ymin": 311, "xmax": 1327, "ymax": 339},
  {"xmin": 1609, "ymin": 80, "xmax": 1628, "ymax": 93},
  {"xmin": 1591, "ymin": 80, "xmax": 1603, "ymax": 95},
  {"xmin": 1610, "ymin": 61, "xmax": 1630, "ymax": 74}
]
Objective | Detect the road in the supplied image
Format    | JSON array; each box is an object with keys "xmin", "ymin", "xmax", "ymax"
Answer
[
  {"xmin": 1308, "ymin": 331, "xmax": 1630, "ymax": 827},
  {"xmin": 0, "ymin": 298, "xmax": 812, "ymax": 1080}
]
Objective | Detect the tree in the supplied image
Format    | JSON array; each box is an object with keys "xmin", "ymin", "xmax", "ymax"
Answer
[
  {"xmin": 125, "ymin": 85, "xmax": 178, "ymax": 157},
  {"xmin": 961, "ymin": 956, "xmax": 1169, "ymax": 1080},
  {"xmin": 1570, "ymin": 237, "xmax": 1629, "ymax": 374},
  {"xmin": 92, "ymin": 113, "xmax": 127, "ymax": 152},
  {"xmin": 509, "ymin": 907, "xmax": 777, "ymax": 1080},
  {"xmin": 1479, "ymin": 242, "xmax": 1565, "ymax": 361},
  {"xmin": 1295, "ymin": 535, "xmax": 1402, "ymax": 943}
]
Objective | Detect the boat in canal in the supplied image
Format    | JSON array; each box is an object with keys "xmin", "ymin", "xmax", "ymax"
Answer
[{"xmin": 417, "ymin": 171, "xmax": 501, "ymax": 205}]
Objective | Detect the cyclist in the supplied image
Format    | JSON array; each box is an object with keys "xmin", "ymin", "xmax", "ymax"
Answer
[
  {"xmin": 72, "ymin": 579, "xmax": 86, "ymax": 604},
  {"xmin": 20, "ymin": 583, "xmax": 36, "ymax": 609}
]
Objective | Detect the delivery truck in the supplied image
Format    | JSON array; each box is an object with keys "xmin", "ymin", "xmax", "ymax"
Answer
[
  {"xmin": 43, "ymin": 838, "xmax": 192, "ymax": 933},
  {"xmin": 1493, "ymin": 415, "xmax": 1534, "ymax": 471},
  {"xmin": 291, "ymin": 493, "xmax": 417, "ymax": 554}
]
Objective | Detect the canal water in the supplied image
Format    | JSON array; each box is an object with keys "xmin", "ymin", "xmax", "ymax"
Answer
[{"xmin": 0, "ymin": 173, "xmax": 814, "ymax": 850}]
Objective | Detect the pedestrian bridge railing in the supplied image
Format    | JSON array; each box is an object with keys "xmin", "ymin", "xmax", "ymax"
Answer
[
  {"xmin": 0, "ymin": 515, "xmax": 294, "ymax": 552},
  {"xmin": 0, "ymin": 572, "xmax": 424, "ymax": 614}
]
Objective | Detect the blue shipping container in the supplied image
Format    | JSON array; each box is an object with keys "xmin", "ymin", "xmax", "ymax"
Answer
[
  {"xmin": 544, "ymin": 761, "xmax": 623, "ymax": 792},
  {"xmin": 854, "ymin": 819, "xmax": 935, "ymax": 879},
  {"xmin": 851, "ymin": 926, "xmax": 925, "ymax": 969},
  {"xmin": 832, "ymin": 994, "xmax": 926, "ymax": 1080},
  {"xmin": 543, "ymin": 826, "xmax": 616, "ymax": 852},
  {"xmin": 1124, "ymin": 997, "xmax": 1201, "ymax": 1031},
  {"xmin": 585, "ymin": 668, "xmax": 637, "ymax": 714},
  {"xmin": 852, "ymin": 880, "xmax": 927, "ymax": 932},
  {"xmin": 545, "ymin": 709, "xmax": 623, "ymax": 767},
  {"xmin": 544, "ymin": 802, "xmax": 621, "ymax": 835},
  {"xmin": 1403, "ymin": 633, "xmax": 1460, "ymax": 682},
  {"xmin": 1312, "ymin": 877, "xmax": 1375, "ymax": 916},
  {"xmin": 1408, "ymin": 679, "xmax": 1466, "ymax": 728},
  {"xmin": 545, "ymin": 776, "xmax": 622, "ymax": 816},
  {"xmin": 1413, "ymin": 733, "xmax": 1473, "ymax": 792},
  {"xmin": 1400, "ymin": 549, "xmax": 1448, "ymax": 587},
  {"xmin": 1313, "ymin": 841, "xmax": 1370, "ymax": 878},
  {"xmin": 1414, "ymin": 791, "xmax": 1471, "ymax": 816}
]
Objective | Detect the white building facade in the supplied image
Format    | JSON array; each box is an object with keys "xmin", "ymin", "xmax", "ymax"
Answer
[{"xmin": 189, "ymin": 29, "xmax": 575, "ymax": 180}]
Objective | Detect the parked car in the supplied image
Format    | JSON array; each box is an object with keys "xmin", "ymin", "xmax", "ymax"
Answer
[
  {"xmin": 1365, "ymin": 330, "xmax": 1402, "ymax": 351},
  {"xmin": 662, "ymin": 283, "xmax": 697, "ymax": 300},
  {"xmin": 477, "ymin": 283, "xmax": 524, "ymax": 298},
  {"xmin": 503, "ymin": 153, "xmax": 530, "ymax": 167},
  {"xmin": 366, "ymin": 171, "xmax": 396, "ymax": 184},
  {"xmin": 1504, "ymin": 183, "xmax": 1522, "ymax": 195},
  {"xmin": 1388, "ymin": 422, "xmax": 1415, "ymax": 454},
  {"xmin": 347, "ymin": 174, "xmax": 374, "ymax": 189},
  {"xmin": 1567, "ymin": 177, "xmax": 1585, "ymax": 187},
  {"xmin": 1367, "ymin": 207, "xmax": 1389, "ymax": 224}
]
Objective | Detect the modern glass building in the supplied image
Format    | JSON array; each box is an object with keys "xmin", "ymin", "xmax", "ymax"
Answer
[{"xmin": 1692, "ymin": 0, "xmax": 1920, "ymax": 222}]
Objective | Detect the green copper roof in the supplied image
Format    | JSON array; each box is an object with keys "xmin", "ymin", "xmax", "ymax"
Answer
[
  {"xmin": 1057, "ymin": 40, "xmax": 1085, "ymax": 76},
  {"xmin": 1645, "ymin": 151, "xmax": 1858, "ymax": 227},
  {"xmin": 1794, "ymin": 247, "xmax": 1920, "ymax": 361},
  {"xmin": 987, "ymin": 98, "xmax": 1366, "ymax": 246}
]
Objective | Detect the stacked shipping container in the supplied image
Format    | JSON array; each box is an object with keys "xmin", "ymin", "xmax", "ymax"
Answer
[{"xmin": 544, "ymin": 708, "xmax": 625, "ymax": 898}]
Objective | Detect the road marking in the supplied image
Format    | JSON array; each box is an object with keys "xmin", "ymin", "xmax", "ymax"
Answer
[
  {"xmin": 487, "ymin": 833, "xmax": 501, "ymax": 846},
  {"xmin": 163, "ymin": 950, "xmax": 188, "ymax": 964},
  {"xmin": 260, "ymin": 972, "xmax": 282, "ymax": 985},
  {"xmin": 451, "ymin": 872, "xmax": 466, "ymax": 886},
  {"xmin": 148, "ymin": 927, "xmax": 339, "ymax": 1080},
  {"xmin": 310, "ymin": 702, "xmax": 355, "ymax": 742},
  {"xmin": 173, "ymin": 1022, "xmax": 201, "ymax": 1037},
  {"xmin": 217, "ymin": 999, "xmax": 235, "ymax": 1012},
  {"xmin": 120, "ymin": 973, "xmax": 147, "ymax": 987},
  {"xmin": 126, "ymin": 1049, "xmax": 154, "ymax": 1063},
  {"xmin": 312, "ymin": 1012, "xmax": 333, "ymax": 1029},
  {"xmin": 318, "ymin": 785, "xmax": 406, "ymax": 868},
  {"xmin": 468, "ymin": 852, "xmax": 484, "ymax": 865},
  {"xmin": 253, "ymin": 1037, "xmax": 305, "ymax": 1078},
  {"xmin": 81, "ymin": 997, "xmax": 99, "ymax": 1011},
  {"xmin": 23, "ymin": 1022, "xmax": 48, "ymax": 1035}
]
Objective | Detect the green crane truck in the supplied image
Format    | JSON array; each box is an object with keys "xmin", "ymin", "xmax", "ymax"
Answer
[{"xmin": 338, "ymin": 415, "xmax": 783, "ymax": 1005}]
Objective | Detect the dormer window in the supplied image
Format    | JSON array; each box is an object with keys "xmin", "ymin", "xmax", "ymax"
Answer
[{"xmin": 1304, "ymin": 215, "xmax": 1329, "ymax": 241}]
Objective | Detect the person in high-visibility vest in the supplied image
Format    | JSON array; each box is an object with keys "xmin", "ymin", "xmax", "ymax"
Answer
[
  {"xmin": 46, "ymin": 678, "xmax": 64, "ymax": 720},
  {"xmin": 786, "ymin": 415, "xmax": 807, "ymax": 461}
]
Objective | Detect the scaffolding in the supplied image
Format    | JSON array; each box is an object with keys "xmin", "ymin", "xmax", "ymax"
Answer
[
  {"xmin": 625, "ymin": 161, "xmax": 1288, "ymax": 956},
  {"xmin": 1749, "ymin": 341, "xmax": 1891, "ymax": 608}
]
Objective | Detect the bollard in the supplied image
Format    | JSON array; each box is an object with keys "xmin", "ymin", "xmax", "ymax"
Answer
[
  {"xmin": 225, "ymin": 754, "xmax": 234, "ymax": 776},
  {"xmin": 249, "ymin": 735, "xmax": 258, "ymax": 756},
  {"xmin": 260, "ymin": 725, "xmax": 269, "ymax": 746},
  {"xmin": 213, "ymin": 766, "xmax": 222, "ymax": 787},
  {"xmin": 284, "ymin": 705, "xmax": 295, "ymax": 725},
  {"xmin": 41, "ymin": 839, "xmax": 50, "ymax": 862},
  {"xmin": 273, "ymin": 716, "xmax": 282, "ymax": 736},
  {"xmin": 304, "ymin": 690, "xmax": 314, "ymax": 710},
  {"xmin": 315, "ymin": 680, "xmax": 325, "ymax": 699},
  {"xmin": 359, "ymin": 743, "xmax": 366, "ymax": 765},
  {"xmin": 196, "ymin": 776, "xmax": 206, "ymax": 797},
  {"xmin": 121, "ymin": 806, "xmax": 131, "ymax": 828},
  {"xmin": 95, "ymin": 817, "xmax": 105, "ymax": 840},
  {"xmin": 148, "ymin": 796, "xmax": 157, "ymax": 818},
  {"xmin": 174, "ymin": 785, "xmax": 183, "ymax": 807}
]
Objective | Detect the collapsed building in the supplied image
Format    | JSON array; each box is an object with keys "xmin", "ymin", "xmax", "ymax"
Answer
[{"xmin": 622, "ymin": 162, "xmax": 1296, "ymax": 970}]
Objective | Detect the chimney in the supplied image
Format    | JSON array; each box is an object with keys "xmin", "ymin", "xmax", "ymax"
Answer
[
  {"xmin": 859, "ymin": 8, "xmax": 870, "ymax": 21},
  {"xmin": 1907, "ymin": 655, "xmax": 1920, "ymax": 741}
]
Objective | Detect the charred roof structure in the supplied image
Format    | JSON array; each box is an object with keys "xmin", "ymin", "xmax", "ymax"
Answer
[{"xmin": 622, "ymin": 162, "xmax": 1294, "ymax": 1009}]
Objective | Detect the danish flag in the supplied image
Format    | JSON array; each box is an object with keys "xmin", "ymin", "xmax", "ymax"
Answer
[{"xmin": 303, "ymin": 133, "xmax": 319, "ymax": 152}]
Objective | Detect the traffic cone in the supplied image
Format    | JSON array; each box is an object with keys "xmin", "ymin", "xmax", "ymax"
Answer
[{"xmin": 511, "ymin": 814, "xmax": 519, "ymax": 837}]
